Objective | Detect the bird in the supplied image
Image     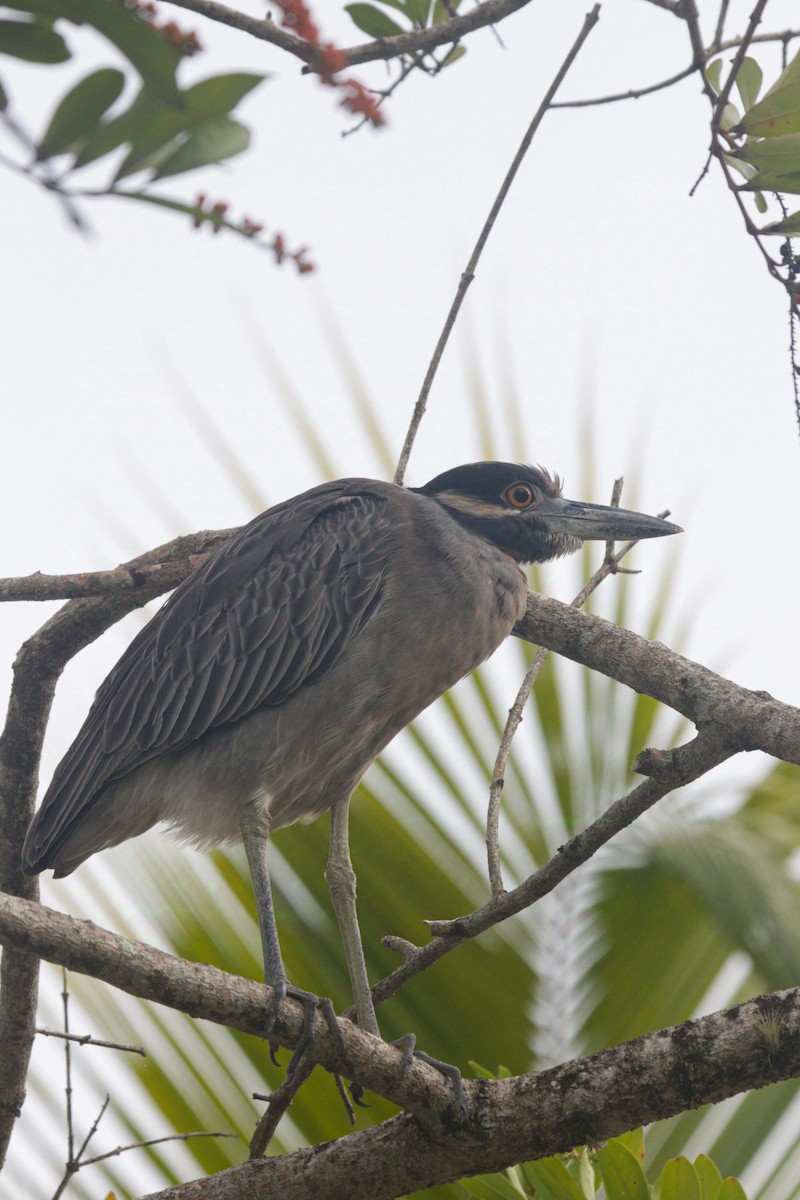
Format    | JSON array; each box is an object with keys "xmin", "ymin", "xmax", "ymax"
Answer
[{"xmin": 22, "ymin": 461, "xmax": 680, "ymax": 1073}]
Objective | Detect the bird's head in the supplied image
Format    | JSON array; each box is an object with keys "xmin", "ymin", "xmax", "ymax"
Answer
[{"xmin": 412, "ymin": 462, "xmax": 682, "ymax": 564}]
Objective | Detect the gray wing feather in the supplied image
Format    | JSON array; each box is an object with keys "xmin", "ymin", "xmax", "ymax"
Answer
[{"xmin": 23, "ymin": 482, "xmax": 394, "ymax": 870}]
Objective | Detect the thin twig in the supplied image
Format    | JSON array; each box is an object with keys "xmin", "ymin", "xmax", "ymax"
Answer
[
  {"xmin": 551, "ymin": 62, "xmax": 697, "ymax": 108},
  {"xmin": 0, "ymin": 109, "xmax": 87, "ymax": 232},
  {"xmin": 360, "ymin": 730, "xmax": 735, "ymax": 1011},
  {"xmin": 486, "ymin": 481, "xmax": 668, "ymax": 896},
  {"xmin": 78, "ymin": 1129, "xmax": 237, "ymax": 1169},
  {"xmin": 715, "ymin": 28, "xmax": 800, "ymax": 53},
  {"xmin": 682, "ymin": 0, "xmax": 711, "ymax": 83},
  {"xmin": 36, "ymin": 1028, "xmax": 146, "ymax": 1055},
  {"xmin": 62, "ymin": 970, "xmax": 74, "ymax": 1169},
  {"xmin": 72, "ymin": 1094, "xmax": 109, "ymax": 1166},
  {"xmin": 706, "ymin": 0, "xmax": 787, "ymax": 291},
  {"xmin": 250, "ymin": 1058, "xmax": 315, "ymax": 1158},
  {"xmin": 712, "ymin": 0, "xmax": 769, "ymax": 120},
  {"xmin": 393, "ymin": 3, "xmax": 601, "ymax": 485},
  {"xmin": 712, "ymin": 0, "xmax": 731, "ymax": 53},
  {"xmin": 552, "ymin": 25, "xmax": 800, "ymax": 113},
  {"xmin": 50, "ymin": 1095, "xmax": 109, "ymax": 1200}
]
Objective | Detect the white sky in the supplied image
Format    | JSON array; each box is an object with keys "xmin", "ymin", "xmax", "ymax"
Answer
[{"xmin": 2, "ymin": 0, "xmax": 800, "ymax": 1190}]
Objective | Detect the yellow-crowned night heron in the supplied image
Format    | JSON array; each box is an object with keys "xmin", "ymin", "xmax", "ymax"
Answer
[{"xmin": 22, "ymin": 462, "xmax": 679, "ymax": 1070}]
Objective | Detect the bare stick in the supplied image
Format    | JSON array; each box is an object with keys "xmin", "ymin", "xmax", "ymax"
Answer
[
  {"xmin": 250, "ymin": 1058, "xmax": 316, "ymax": 1158},
  {"xmin": 707, "ymin": 0, "xmax": 782, "ymax": 288},
  {"xmin": 712, "ymin": 0, "xmax": 732, "ymax": 52},
  {"xmin": 50, "ymin": 1095, "xmax": 109, "ymax": 1200},
  {"xmin": 370, "ymin": 728, "xmax": 734, "ymax": 1009},
  {"xmin": 682, "ymin": 0, "xmax": 709, "ymax": 76},
  {"xmin": 78, "ymin": 1129, "xmax": 237, "ymax": 1169},
  {"xmin": 393, "ymin": 4, "xmax": 601, "ymax": 485},
  {"xmin": 62, "ymin": 971, "xmax": 74, "ymax": 1170},
  {"xmin": 550, "ymin": 63, "xmax": 697, "ymax": 109},
  {"xmin": 486, "ymin": 480, "xmax": 660, "ymax": 895},
  {"xmin": 36, "ymin": 1028, "xmax": 146, "ymax": 1055},
  {"xmin": 716, "ymin": 28, "xmax": 800, "ymax": 52},
  {"xmin": 551, "ymin": 27, "xmax": 800, "ymax": 112},
  {"xmin": 712, "ymin": 0, "xmax": 769, "ymax": 120}
]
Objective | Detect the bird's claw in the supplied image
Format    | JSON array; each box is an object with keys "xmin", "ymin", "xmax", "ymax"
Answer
[
  {"xmin": 391, "ymin": 1032, "xmax": 467, "ymax": 1120},
  {"xmin": 265, "ymin": 984, "xmax": 345, "ymax": 1080}
]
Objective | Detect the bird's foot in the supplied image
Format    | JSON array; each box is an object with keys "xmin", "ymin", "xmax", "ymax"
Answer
[
  {"xmin": 265, "ymin": 983, "xmax": 345, "ymax": 1079},
  {"xmin": 392, "ymin": 1032, "xmax": 467, "ymax": 1119}
]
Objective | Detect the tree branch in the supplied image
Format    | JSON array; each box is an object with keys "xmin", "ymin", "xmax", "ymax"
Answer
[
  {"xmin": 550, "ymin": 62, "xmax": 698, "ymax": 108},
  {"xmin": 515, "ymin": 591, "xmax": 800, "ymax": 763},
  {"xmin": 394, "ymin": 3, "xmax": 602, "ymax": 484},
  {"xmin": 141, "ymin": 987, "xmax": 800, "ymax": 1199},
  {"xmin": 373, "ymin": 725, "xmax": 734, "ymax": 1008},
  {"xmin": 0, "ymin": 893, "xmax": 462, "ymax": 1130},
  {"xmin": 161, "ymin": 0, "xmax": 537, "ymax": 68}
]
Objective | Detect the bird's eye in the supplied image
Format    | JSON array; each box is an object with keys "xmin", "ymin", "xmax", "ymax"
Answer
[{"xmin": 504, "ymin": 483, "xmax": 535, "ymax": 509}]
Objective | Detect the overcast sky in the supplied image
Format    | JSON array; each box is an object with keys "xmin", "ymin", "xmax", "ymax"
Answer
[{"xmin": 3, "ymin": 0, "xmax": 800, "ymax": 1189}]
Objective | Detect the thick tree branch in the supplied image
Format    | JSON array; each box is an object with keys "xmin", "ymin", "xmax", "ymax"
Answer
[
  {"xmin": 3, "ymin": 900, "xmax": 800, "ymax": 1200},
  {"xmin": 0, "ymin": 547, "xmax": 232, "ymax": 602},
  {"xmin": 142, "ymin": 987, "xmax": 800, "ymax": 1199},
  {"xmin": 514, "ymin": 592, "xmax": 800, "ymax": 764},
  {"xmin": 0, "ymin": 893, "xmax": 461, "ymax": 1130},
  {"xmin": 160, "ymin": 0, "xmax": 538, "ymax": 68}
]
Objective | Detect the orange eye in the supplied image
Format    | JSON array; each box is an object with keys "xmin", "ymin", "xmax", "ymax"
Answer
[{"xmin": 504, "ymin": 482, "xmax": 535, "ymax": 509}]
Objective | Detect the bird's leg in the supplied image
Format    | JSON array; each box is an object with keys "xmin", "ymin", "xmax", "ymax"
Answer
[
  {"xmin": 325, "ymin": 798, "xmax": 467, "ymax": 1117},
  {"xmin": 240, "ymin": 803, "xmax": 342, "ymax": 1076},
  {"xmin": 241, "ymin": 803, "xmax": 288, "ymax": 1023},
  {"xmin": 325, "ymin": 795, "xmax": 380, "ymax": 1037}
]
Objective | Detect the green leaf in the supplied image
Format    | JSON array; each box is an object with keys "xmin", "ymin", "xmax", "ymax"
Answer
[
  {"xmin": 442, "ymin": 43, "xmax": 466, "ymax": 67},
  {"xmin": 717, "ymin": 1179, "xmax": 748, "ymax": 1200},
  {"xmin": 596, "ymin": 1139, "xmax": 651, "ymax": 1200},
  {"xmin": 761, "ymin": 208, "xmax": 800, "ymax": 234},
  {"xmin": 522, "ymin": 1156, "xmax": 586, "ymax": 1200},
  {"xmin": 0, "ymin": 17, "xmax": 69, "ymax": 62},
  {"xmin": 733, "ymin": 132, "xmax": 800, "ymax": 174},
  {"xmin": 661, "ymin": 1157, "xmax": 701, "ymax": 1200},
  {"xmin": 735, "ymin": 58, "xmax": 762, "ymax": 111},
  {"xmin": 456, "ymin": 1178, "xmax": 525, "ymax": 1200},
  {"xmin": 71, "ymin": 85, "xmax": 155, "ymax": 169},
  {"xmin": 114, "ymin": 71, "xmax": 262, "ymax": 180},
  {"xmin": 1, "ymin": 0, "xmax": 181, "ymax": 103},
  {"xmin": 433, "ymin": 0, "xmax": 462, "ymax": 21},
  {"xmin": 745, "ymin": 169, "xmax": 800, "ymax": 194},
  {"xmin": 758, "ymin": 44, "xmax": 800, "ymax": 100},
  {"xmin": 151, "ymin": 114, "xmax": 249, "ymax": 180},
  {"xmin": 616, "ymin": 1129, "xmax": 645, "ymax": 1165},
  {"xmin": 38, "ymin": 67, "xmax": 125, "ymax": 159},
  {"xmin": 742, "ymin": 81, "xmax": 800, "ymax": 137},
  {"xmin": 344, "ymin": 3, "xmax": 404, "ymax": 37},
  {"xmin": 694, "ymin": 1155, "xmax": 724, "ymax": 1200},
  {"xmin": 705, "ymin": 58, "xmax": 723, "ymax": 94},
  {"xmin": 718, "ymin": 102, "xmax": 740, "ymax": 133},
  {"xmin": 406, "ymin": 0, "xmax": 430, "ymax": 24},
  {"xmin": 578, "ymin": 1149, "xmax": 596, "ymax": 1200}
]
